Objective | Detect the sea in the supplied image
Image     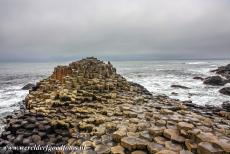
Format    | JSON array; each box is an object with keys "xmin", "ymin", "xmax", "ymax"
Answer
[{"xmin": 0, "ymin": 60, "xmax": 230, "ymax": 132}]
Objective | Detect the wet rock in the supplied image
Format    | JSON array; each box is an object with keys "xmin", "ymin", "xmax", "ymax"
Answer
[
  {"xmin": 22, "ymin": 83, "xmax": 35, "ymax": 90},
  {"xmin": 222, "ymin": 101, "xmax": 230, "ymax": 111},
  {"xmin": 219, "ymin": 87, "xmax": 230, "ymax": 96},
  {"xmin": 171, "ymin": 85, "xmax": 191, "ymax": 89},
  {"xmin": 212, "ymin": 63, "xmax": 230, "ymax": 80},
  {"xmin": 193, "ymin": 77, "xmax": 204, "ymax": 80},
  {"xmin": 171, "ymin": 92, "xmax": 178, "ymax": 96},
  {"xmin": 203, "ymin": 76, "xmax": 226, "ymax": 86}
]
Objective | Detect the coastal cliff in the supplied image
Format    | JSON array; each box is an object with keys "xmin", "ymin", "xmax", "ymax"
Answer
[{"xmin": 0, "ymin": 57, "xmax": 230, "ymax": 154}]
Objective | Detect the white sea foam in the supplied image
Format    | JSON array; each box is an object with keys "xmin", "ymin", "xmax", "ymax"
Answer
[
  {"xmin": 0, "ymin": 91, "xmax": 27, "ymax": 107},
  {"xmin": 185, "ymin": 61, "xmax": 208, "ymax": 65},
  {"xmin": 115, "ymin": 60, "xmax": 230, "ymax": 106}
]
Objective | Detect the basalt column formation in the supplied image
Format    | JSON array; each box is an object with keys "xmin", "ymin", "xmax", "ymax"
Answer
[{"xmin": 0, "ymin": 57, "xmax": 230, "ymax": 154}]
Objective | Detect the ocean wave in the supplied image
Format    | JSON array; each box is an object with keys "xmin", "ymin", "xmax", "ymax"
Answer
[
  {"xmin": 0, "ymin": 96, "xmax": 25, "ymax": 107},
  {"xmin": 185, "ymin": 62, "xmax": 208, "ymax": 65},
  {"xmin": 0, "ymin": 85, "xmax": 28, "ymax": 108},
  {"xmin": 155, "ymin": 68, "xmax": 168, "ymax": 71}
]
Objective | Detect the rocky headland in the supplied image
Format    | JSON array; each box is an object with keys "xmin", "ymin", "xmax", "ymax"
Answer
[{"xmin": 0, "ymin": 57, "xmax": 230, "ymax": 154}]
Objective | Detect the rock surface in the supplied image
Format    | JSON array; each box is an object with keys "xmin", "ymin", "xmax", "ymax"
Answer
[
  {"xmin": 171, "ymin": 85, "xmax": 190, "ymax": 89},
  {"xmin": 21, "ymin": 83, "xmax": 35, "ymax": 90},
  {"xmin": 0, "ymin": 57, "xmax": 230, "ymax": 154},
  {"xmin": 193, "ymin": 77, "xmax": 204, "ymax": 80},
  {"xmin": 212, "ymin": 63, "xmax": 230, "ymax": 81},
  {"xmin": 219, "ymin": 87, "xmax": 230, "ymax": 96},
  {"xmin": 222, "ymin": 101, "xmax": 230, "ymax": 112},
  {"xmin": 203, "ymin": 76, "xmax": 227, "ymax": 86}
]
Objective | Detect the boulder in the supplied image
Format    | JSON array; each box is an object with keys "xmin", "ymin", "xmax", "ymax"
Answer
[
  {"xmin": 171, "ymin": 92, "xmax": 178, "ymax": 96},
  {"xmin": 212, "ymin": 63, "xmax": 230, "ymax": 80},
  {"xmin": 203, "ymin": 76, "xmax": 226, "ymax": 86},
  {"xmin": 22, "ymin": 83, "xmax": 35, "ymax": 90},
  {"xmin": 219, "ymin": 87, "xmax": 230, "ymax": 96},
  {"xmin": 222, "ymin": 101, "xmax": 230, "ymax": 111}
]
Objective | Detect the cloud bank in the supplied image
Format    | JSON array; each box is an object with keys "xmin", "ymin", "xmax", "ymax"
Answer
[{"xmin": 0, "ymin": 0, "xmax": 230, "ymax": 61}]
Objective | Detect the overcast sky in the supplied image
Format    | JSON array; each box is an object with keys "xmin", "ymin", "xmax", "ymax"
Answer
[{"xmin": 0, "ymin": 0, "xmax": 230, "ymax": 61}]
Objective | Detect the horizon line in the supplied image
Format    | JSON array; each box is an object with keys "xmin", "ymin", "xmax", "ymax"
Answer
[{"xmin": 0, "ymin": 57, "xmax": 230, "ymax": 63}]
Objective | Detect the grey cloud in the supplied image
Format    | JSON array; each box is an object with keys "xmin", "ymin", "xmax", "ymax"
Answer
[{"xmin": 0, "ymin": 0, "xmax": 230, "ymax": 61}]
